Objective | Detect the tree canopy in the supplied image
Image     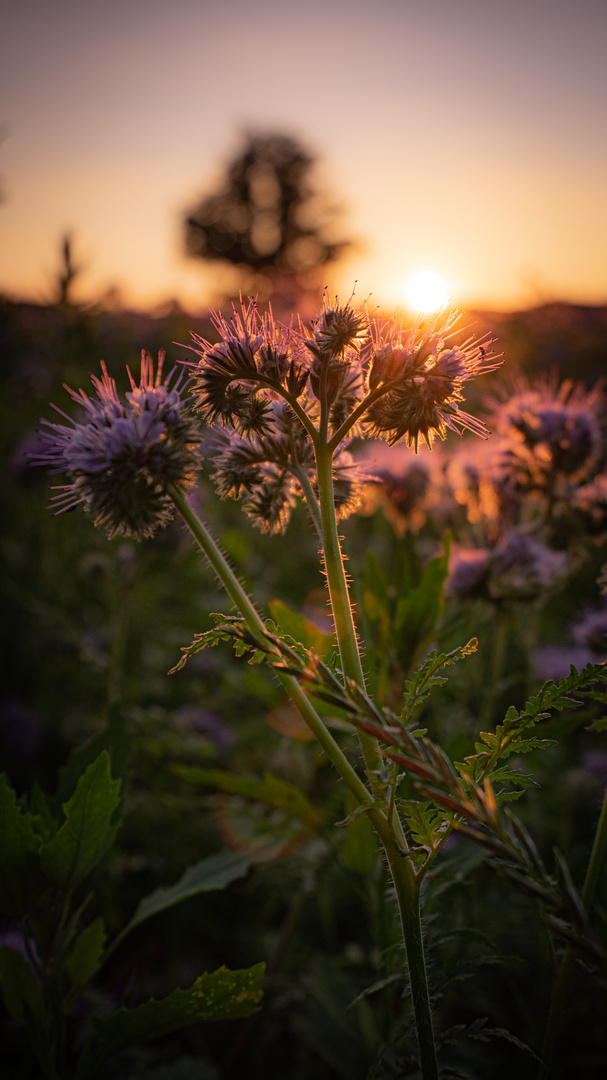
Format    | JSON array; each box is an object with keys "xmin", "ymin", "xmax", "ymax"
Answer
[{"xmin": 184, "ymin": 133, "xmax": 349, "ymax": 298}]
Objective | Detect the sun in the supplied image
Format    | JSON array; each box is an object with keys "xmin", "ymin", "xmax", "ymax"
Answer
[{"xmin": 404, "ymin": 271, "xmax": 450, "ymax": 313}]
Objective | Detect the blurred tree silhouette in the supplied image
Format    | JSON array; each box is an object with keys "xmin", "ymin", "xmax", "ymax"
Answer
[{"xmin": 184, "ymin": 133, "xmax": 350, "ymax": 303}]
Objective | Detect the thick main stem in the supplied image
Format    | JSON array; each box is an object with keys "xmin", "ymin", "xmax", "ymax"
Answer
[
  {"xmin": 382, "ymin": 833, "xmax": 439, "ymax": 1080},
  {"xmin": 314, "ymin": 445, "xmax": 383, "ymax": 780},
  {"xmin": 172, "ymin": 485, "xmax": 439, "ymax": 1078},
  {"xmin": 314, "ymin": 445, "xmax": 366, "ymax": 686},
  {"xmin": 312, "ymin": 450, "xmax": 438, "ymax": 1078}
]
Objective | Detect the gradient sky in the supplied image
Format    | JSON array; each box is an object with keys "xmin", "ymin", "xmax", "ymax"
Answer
[{"xmin": 2, "ymin": 0, "xmax": 607, "ymax": 311}]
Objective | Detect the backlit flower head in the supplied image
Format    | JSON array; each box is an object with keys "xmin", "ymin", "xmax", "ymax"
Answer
[
  {"xmin": 447, "ymin": 531, "xmax": 568, "ymax": 603},
  {"xmin": 31, "ymin": 352, "xmax": 201, "ymax": 539},
  {"xmin": 364, "ymin": 310, "xmax": 502, "ymax": 449},
  {"xmin": 185, "ymin": 294, "xmax": 501, "ymax": 532},
  {"xmin": 486, "ymin": 530, "xmax": 568, "ymax": 602},
  {"xmin": 304, "ymin": 290, "xmax": 369, "ymax": 360},
  {"xmin": 486, "ymin": 374, "xmax": 605, "ymax": 484}
]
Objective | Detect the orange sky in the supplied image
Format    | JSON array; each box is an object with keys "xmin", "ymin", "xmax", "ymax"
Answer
[{"xmin": 2, "ymin": 0, "xmax": 607, "ymax": 313}]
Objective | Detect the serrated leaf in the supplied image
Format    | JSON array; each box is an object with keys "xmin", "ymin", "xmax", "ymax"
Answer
[
  {"xmin": 40, "ymin": 752, "xmax": 121, "ymax": 894},
  {"xmin": 65, "ymin": 917, "xmax": 106, "ymax": 989},
  {"xmin": 0, "ymin": 945, "xmax": 45, "ymax": 1025},
  {"xmin": 92, "ymin": 963, "xmax": 265, "ymax": 1059},
  {"xmin": 401, "ymin": 800, "xmax": 449, "ymax": 852},
  {"xmin": 55, "ymin": 702, "xmax": 130, "ymax": 805},
  {"xmin": 111, "ymin": 850, "xmax": 251, "ymax": 954},
  {"xmin": 0, "ymin": 777, "xmax": 46, "ymax": 917},
  {"xmin": 399, "ymin": 640, "xmax": 477, "ymax": 725}
]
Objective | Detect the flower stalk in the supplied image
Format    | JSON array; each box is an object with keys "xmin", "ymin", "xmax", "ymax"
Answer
[
  {"xmin": 31, "ymin": 295, "xmax": 504, "ymax": 1080},
  {"xmin": 169, "ymin": 486, "xmax": 374, "ymax": 810}
]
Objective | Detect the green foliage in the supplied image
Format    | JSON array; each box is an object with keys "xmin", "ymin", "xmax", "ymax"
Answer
[
  {"xmin": 400, "ymin": 801, "xmax": 450, "ymax": 864},
  {"xmin": 399, "ymin": 640, "xmax": 479, "ymax": 726},
  {"xmin": 111, "ymin": 850, "xmax": 251, "ymax": 953},
  {"xmin": 340, "ymin": 791, "xmax": 380, "ymax": 874},
  {"xmin": 0, "ymin": 776, "xmax": 46, "ymax": 917},
  {"xmin": 0, "ymin": 945, "xmax": 45, "ymax": 1026},
  {"xmin": 268, "ymin": 598, "xmax": 336, "ymax": 655},
  {"xmin": 40, "ymin": 752, "xmax": 122, "ymax": 894},
  {"xmin": 65, "ymin": 917, "xmax": 106, "ymax": 991},
  {"xmin": 0, "ymin": 752, "xmax": 265, "ymax": 1078},
  {"xmin": 360, "ymin": 536, "xmax": 451, "ymax": 703},
  {"xmin": 91, "ymin": 963, "xmax": 265, "ymax": 1060},
  {"xmin": 455, "ymin": 664, "xmax": 604, "ymax": 796}
]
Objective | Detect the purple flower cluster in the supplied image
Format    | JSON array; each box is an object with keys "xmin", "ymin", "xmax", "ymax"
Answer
[
  {"xmin": 360, "ymin": 371, "xmax": 607, "ymax": 605},
  {"xmin": 31, "ymin": 353, "xmax": 201, "ymax": 539},
  {"xmin": 187, "ymin": 295, "xmax": 500, "ymax": 533},
  {"xmin": 448, "ymin": 532, "xmax": 568, "ymax": 603}
]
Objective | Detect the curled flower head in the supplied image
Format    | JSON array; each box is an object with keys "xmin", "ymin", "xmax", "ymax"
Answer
[
  {"xmin": 305, "ymin": 291, "xmax": 369, "ymax": 360},
  {"xmin": 447, "ymin": 531, "xmax": 568, "ymax": 604},
  {"xmin": 486, "ymin": 530, "xmax": 568, "ymax": 602},
  {"xmin": 364, "ymin": 310, "xmax": 502, "ymax": 449},
  {"xmin": 486, "ymin": 374, "xmax": 605, "ymax": 484},
  {"xmin": 185, "ymin": 293, "xmax": 501, "ymax": 533},
  {"xmin": 31, "ymin": 353, "xmax": 201, "ymax": 539}
]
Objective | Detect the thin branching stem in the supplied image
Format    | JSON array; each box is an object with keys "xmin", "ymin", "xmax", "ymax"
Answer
[{"xmin": 169, "ymin": 486, "xmax": 373, "ymax": 809}]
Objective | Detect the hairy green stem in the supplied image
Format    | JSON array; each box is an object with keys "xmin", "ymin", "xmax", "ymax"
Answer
[
  {"xmin": 539, "ymin": 783, "xmax": 607, "ymax": 1077},
  {"xmin": 313, "ymin": 445, "xmax": 383, "ymax": 776},
  {"xmin": 312, "ymin": 449, "xmax": 438, "ymax": 1077},
  {"xmin": 169, "ymin": 486, "xmax": 373, "ymax": 808},
  {"xmin": 291, "ymin": 459, "xmax": 323, "ymax": 537},
  {"xmin": 382, "ymin": 835, "xmax": 439, "ymax": 1080},
  {"xmin": 314, "ymin": 446, "xmax": 367, "ymax": 687},
  {"xmin": 171, "ymin": 484, "xmax": 439, "ymax": 1079}
]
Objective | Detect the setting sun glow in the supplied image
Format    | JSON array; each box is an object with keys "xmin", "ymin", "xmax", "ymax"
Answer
[{"xmin": 405, "ymin": 271, "xmax": 450, "ymax": 313}]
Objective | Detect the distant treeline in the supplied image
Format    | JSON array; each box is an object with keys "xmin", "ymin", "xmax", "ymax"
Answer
[{"xmin": 2, "ymin": 297, "xmax": 607, "ymax": 392}]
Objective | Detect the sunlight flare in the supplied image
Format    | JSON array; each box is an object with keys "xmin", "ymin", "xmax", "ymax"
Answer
[{"xmin": 405, "ymin": 270, "xmax": 450, "ymax": 312}]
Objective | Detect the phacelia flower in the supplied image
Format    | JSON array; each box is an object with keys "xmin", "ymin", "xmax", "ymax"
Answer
[
  {"xmin": 486, "ymin": 530, "xmax": 568, "ymax": 602},
  {"xmin": 304, "ymin": 292, "xmax": 369, "ymax": 359},
  {"xmin": 364, "ymin": 310, "xmax": 502, "ymax": 448},
  {"xmin": 356, "ymin": 440, "xmax": 448, "ymax": 534},
  {"xmin": 486, "ymin": 374, "xmax": 605, "ymax": 485},
  {"xmin": 31, "ymin": 352, "xmax": 201, "ymax": 539},
  {"xmin": 185, "ymin": 294, "xmax": 501, "ymax": 533},
  {"xmin": 447, "ymin": 531, "xmax": 568, "ymax": 604},
  {"xmin": 446, "ymin": 546, "xmax": 491, "ymax": 599}
]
